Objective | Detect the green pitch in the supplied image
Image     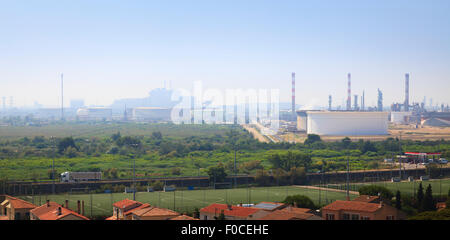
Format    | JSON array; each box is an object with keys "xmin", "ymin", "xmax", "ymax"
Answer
[
  {"xmin": 323, "ymin": 178, "xmax": 450, "ymax": 197},
  {"xmin": 19, "ymin": 185, "xmax": 356, "ymax": 218}
]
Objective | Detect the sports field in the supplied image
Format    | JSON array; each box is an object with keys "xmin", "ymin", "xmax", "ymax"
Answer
[
  {"xmin": 18, "ymin": 185, "xmax": 356, "ymax": 218},
  {"xmin": 321, "ymin": 178, "xmax": 450, "ymax": 197}
]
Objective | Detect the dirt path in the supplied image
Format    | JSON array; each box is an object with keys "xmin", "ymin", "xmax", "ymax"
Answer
[
  {"xmin": 242, "ymin": 124, "xmax": 270, "ymax": 143},
  {"xmin": 294, "ymin": 185, "xmax": 360, "ymax": 195}
]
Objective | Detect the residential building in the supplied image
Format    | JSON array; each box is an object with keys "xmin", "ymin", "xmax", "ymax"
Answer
[
  {"xmin": 200, "ymin": 203, "xmax": 269, "ymax": 220},
  {"xmin": 321, "ymin": 199, "xmax": 406, "ymax": 220},
  {"xmin": 131, "ymin": 206, "xmax": 180, "ymax": 220},
  {"xmin": 30, "ymin": 201, "xmax": 89, "ymax": 220},
  {"xmin": 258, "ymin": 206, "xmax": 322, "ymax": 220},
  {"xmin": 106, "ymin": 199, "xmax": 148, "ymax": 220},
  {"xmin": 0, "ymin": 195, "xmax": 37, "ymax": 220}
]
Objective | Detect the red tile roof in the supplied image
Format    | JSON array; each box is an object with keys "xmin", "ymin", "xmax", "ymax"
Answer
[
  {"xmin": 280, "ymin": 207, "xmax": 312, "ymax": 214},
  {"xmin": 30, "ymin": 202, "xmax": 89, "ymax": 220},
  {"xmin": 200, "ymin": 204, "xmax": 261, "ymax": 218},
  {"xmin": 124, "ymin": 203, "xmax": 151, "ymax": 216},
  {"xmin": 258, "ymin": 211, "xmax": 310, "ymax": 220},
  {"xmin": 113, "ymin": 199, "xmax": 142, "ymax": 209},
  {"xmin": 131, "ymin": 206, "xmax": 179, "ymax": 218},
  {"xmin": 170, "ymin": 215, "xmax": 199, "ymax": 220},
  {"xmin": 322, "ymin": 200, "xmax": 382, "ymax": 212},
  {"xmin": 352, "ymin": 195, "xmax": 380, "ymax": 203},
  {"xmin": 3, "ymin": 196, "xmax": 37, "ymax": 209},
  {"xmin": 105, "ymin": 216, "xmax": 117, "ymax": 220}
]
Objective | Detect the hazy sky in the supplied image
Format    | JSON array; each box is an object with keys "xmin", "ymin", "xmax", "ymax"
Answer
[{"xmin": 1, "ymin": 0, "xmax": 449, "ymax": 108}]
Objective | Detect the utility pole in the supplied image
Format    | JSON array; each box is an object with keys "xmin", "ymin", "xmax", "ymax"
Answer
[
  {"xmin": 51, "ymin": 136, "xmax": 55, "ymax": 195},
  {"xmin": 346, "ymin": 150, "xmax": 350, "ymax": 201}
]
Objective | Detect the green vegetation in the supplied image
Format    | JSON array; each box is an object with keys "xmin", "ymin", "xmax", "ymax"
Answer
[
  {"xmin": 0, "ymin": 123, "xmax": 449, "ymax": 181},
  {"xmin": 283, "ymin": 194, "xmax": 316, "ymax": 209}
]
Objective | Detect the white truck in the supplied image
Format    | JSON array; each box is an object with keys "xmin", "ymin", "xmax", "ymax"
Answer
[{"xmin": 60, "ymin": 172, "xmax": 102, "ymax": 182}]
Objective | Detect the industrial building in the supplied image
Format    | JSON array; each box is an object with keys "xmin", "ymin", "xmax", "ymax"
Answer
[
  {"xmin": 76, "ymin": 107, "xmax": 112, "ymax": 121},
  {"xmin": 131, "ymin": 107, "xmax": 171, "ymax": 122},
  {"xmin": 297, "ymin": 111, "xmax": 389, "ymax": 136}
]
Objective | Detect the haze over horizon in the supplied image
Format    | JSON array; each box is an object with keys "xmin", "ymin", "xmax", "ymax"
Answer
[{"xmin": 1, "ymin": 0, "xmax": 449, "ymax": 109}]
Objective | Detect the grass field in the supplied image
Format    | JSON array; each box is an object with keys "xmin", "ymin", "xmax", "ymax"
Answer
[
  {"xmin": 18, "ymin": 185, "xmax": 357, "ymax": 218},
  {"xmin": 0, "ymin": 122, "xmax": 235, "ymax": 139},
  {"xmin": 321, "ymin": 178, "xmax": 450, "ymax": 197}
]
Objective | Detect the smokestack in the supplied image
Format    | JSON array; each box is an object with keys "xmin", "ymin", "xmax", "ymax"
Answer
[
  {"xmin": 328, "ymin": 95, "xmax": 332, "ymax": 111},
  {"xmin": 77, "ymin": 200, "xmax": 81, "ymax": 214},
  {"xmin": 292, "ymin": 72, "xmax": 296, "ymax": 118},
  {"xmin": 354, "ymin": 95, "xmax": 358, "ymax": 111},
  {"xmin": 362, "ymin": 90, "xmax": 365, "ymax": 111},
  {"xmin": 405, "ymin": 73, "xmax": 409, "ymax": 112},
  {"xmin": 81, "ymin": 200, "xmax": 85, "ymax": 216},
  {"xmin": 346, "ymin": 73, "xmax": 351, "ymax": 110},
  {"xmin": 46, "ymin": 200, "xmax": 50, "ymax": 207},
  {"xmin": 57, "ymin": 207, "xmax": 62, "ymax": 215},
  {"xmin": 65, "ymin": 199, "xmax": 69, "ymax": 209}
]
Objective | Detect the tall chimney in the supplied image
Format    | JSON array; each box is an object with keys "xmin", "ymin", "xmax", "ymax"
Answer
[
  {"xmin": 404, "ymin": 73, "xmax": 409, "ymax": 112},
  {"xmin": 81, "ymin": 200, "xmax": 85, "ymax": 216},
  {"xmin": 77, "ymin": 200, "xmax": 81, "ymax": 214},
  {"xmin": 46, "ymin": 200, "xmax": 50, "ymax": 207},
  {"xmin": 57, "ymin": 207, "xmax": 62, "ymax": 215},
  {"xmin": 65, "ymin": 199, "xmax": 69, "ymax": 209},
  {"xmin": 346, "ymin": 73, "xmax": 351, "ymax": 110},
  {"xmin": 292, "ymin": 72, "xmax": 296, "ymax": 118},
  {"xmin": 328, "ymin": 95, "xmax": 332, "ymax": 111}
]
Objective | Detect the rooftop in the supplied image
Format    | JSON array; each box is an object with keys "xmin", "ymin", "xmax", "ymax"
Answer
[
  {"xmin": 1, "ymin": 196, "xmax": 37, "ymax": 209},
  {"xmin": 113, "ymin": 199, "xmax": 142, "ymax": 209},
  {"xmin": 30, "ymin": 201, "xmax": 89, "ymax": 220},
  {"xmin": 132, "ymin": 206, "xmax": 179, "ymax": 218},
  {"xmin": 200, "ymin": 203, "xmax": 261, "ymax": 218},
  {"xmin": 322, "ymin": 200, "xmax": 382, "ymax": 213}
]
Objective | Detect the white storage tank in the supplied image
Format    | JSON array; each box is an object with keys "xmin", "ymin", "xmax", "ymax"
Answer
[
  {"xmin": 306, "ymin": 111, "xmax": 389, "ymax": 136},
  {"xmin": 390, "ymin": 112, "xmax": 412, "ymax": 124}
]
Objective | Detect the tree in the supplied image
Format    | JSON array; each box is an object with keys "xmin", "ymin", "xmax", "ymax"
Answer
[
  {"xmin": 395, "ymin": 190, "xmax": 402, "ymax": 210},
  {"xmin": 57, "ymin": 137, "xmax": 77, "ymax": 154},
  {"xmin": 152, "ymin": 131, "xmax": 163, "ymax": 140},
  {"xmin": 423, "ymin": 184, "xmax": 436, "ymax": 212},
  {"xmin": 207, "ymin": 163, "xmax": 228, "ymax": 183},
  {"xmin": 304, "ymin": 134, "xmax": 321, "ymax": 145},
  {"xmin": 64, "ymin": 146, "xmax": 79, "ymax": 158},
  {"xmin": 283, "ymin": 195, "xmax": 316, "ymax": 209},
  {"xmin": 358, "ymin": 185, "xmax": 393, "ymax": 201},
  {"xmin": 417, "ymin": 182, "xmax": 424, "ymax": 211},
  {"xmin": 111, "ymin": 131, "xmax": 121, "ymax": 142},
  {"xmin": 267, "ymin": 151, "xmax": 312, "ymax": 172}
]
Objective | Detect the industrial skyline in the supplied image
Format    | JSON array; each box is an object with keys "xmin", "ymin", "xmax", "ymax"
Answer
[{"xmin": 1, "ymin": 0, "xmax": 450, "ymax": 108}]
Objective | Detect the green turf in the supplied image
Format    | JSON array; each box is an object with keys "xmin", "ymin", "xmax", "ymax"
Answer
[
  {"xmin": 18, "ymin": 185, "xmax": 356, "ymax": 218},
  {"xmin": 321, "ymin": 178, "xmax": 450, "ymax": 197}
]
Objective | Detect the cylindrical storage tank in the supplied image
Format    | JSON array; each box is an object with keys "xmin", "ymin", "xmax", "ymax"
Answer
[
  {"xmin": 296, "ymin": 111, "xmax": 308, "ymax": 131},
  {"xmin": 306, "ymin": 111, "xmax": 389, "ymax": 136},
  {"xmin": 390, "ymin": 112, "xmax": 411, "ymax": 124}
]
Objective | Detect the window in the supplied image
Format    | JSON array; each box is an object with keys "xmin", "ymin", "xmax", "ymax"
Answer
[
  {"xmin": 342, "ymin": 213, "xmax": 350, "ymax": 220},
  {"xmin": 386, "ymin": 215, "xmax": 394, "ymax": 220},
  {"xmin": 204, "ymin": 215, "xmax": 208, "ymax": 220},
  {"xmin": 361, "ymin": 216, "xmax": 370, "ymax": 220},
  {"xmin": 326, "ymin": 214, "xmax": 335, "ymax": 220},
  {"xmin": 351, "ymin": 214, "xmax": 359, "ymax": 220}
]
